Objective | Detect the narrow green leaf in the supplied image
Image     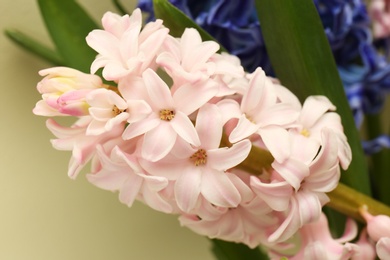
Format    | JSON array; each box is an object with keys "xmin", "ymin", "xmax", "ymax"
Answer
[
  {"xmin": 152, "ymin": 0, "xmax": 227, "ymax": 52},
  {"xmin": 255, "ymin": 0, "xmax": 371, "ymax": 195},
  {"xmin": 366, "ymin": 114, "xmax": 390, "ymax": 205},
  {"xmin": 211, "ymin": 239, "xmax": 268, "ymax": 260},
  {"xmin": 37, "ymin": 0, "xmax": 99, "ymax": 72},
  {"xmin": 112, "ymin": 0, "xmax": 129, "ymax": 15},
  {"xmin": 4, "ymin": 29, "xmax": 63, "ymax": 65}
]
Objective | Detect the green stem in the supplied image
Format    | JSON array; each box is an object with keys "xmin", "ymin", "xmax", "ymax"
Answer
[{"xmin": 327, "ymin": 183, "xmax": 390, "ymax": 222}]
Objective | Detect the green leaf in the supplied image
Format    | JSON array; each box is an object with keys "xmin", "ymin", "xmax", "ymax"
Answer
[
  {"xmin": 4, "ymin": 28, "xmax": 64, "ymax": 65},
  {"xmin": 37, "ymin": 0, "xmax": 99, "ymax": 72},
  {"xmin": 255, "ymin": 0, "xmax": 371, "ymax": 195},
  {"xmin": 112, "ymin": 0, "xmax": 129, "ymax": 15},
  {"xmin": 211, "ymin": 239, "xmax": 269, "ymax": 260},
  {"xmin": 152, "ymin": 0, "xmax": 227, "ymax": 52}
]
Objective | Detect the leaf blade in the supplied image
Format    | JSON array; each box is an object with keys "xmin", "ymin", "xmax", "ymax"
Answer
[
  {"xmin": 37, "ymin": 0, "xmax": 99, "ymax": 72},
  {"xmin": 152, "ymin": 0, "xmax": 227, "ymax": 52},
  {"xmin": 4, "ymin": 28, "xmax": 64, "ymax": 65}
]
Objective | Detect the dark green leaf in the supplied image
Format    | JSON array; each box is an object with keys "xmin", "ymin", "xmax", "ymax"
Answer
[
  {"xmin": 112, "ymin": 0, "xmax": 129, "ymax": 15},
  {"xmin": 37, "ymin": 0, "xmax": 99, "ymax": 72},
  {"xmin": 152, "ymin": 0, "xmax": 227, "ymax": 52},
  {"xmin": 255, "ymin": 0, "xmax": 371, "ymax": 195},
  {"xmin": 211, "ymin": 239, "xmax": 269, "ymax": 260},
  {"xmin": 4, "ymin": 29, "xmax": 63, "ymax": 65}
]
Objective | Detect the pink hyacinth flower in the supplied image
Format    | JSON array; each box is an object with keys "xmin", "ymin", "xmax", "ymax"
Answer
[
  {"xmin": 87, "ymin": 146, "xmax": 172, "ymax": 213},
  {"xmin": 218, "ymin": 68, "xmax": 299, "ymax": 161},
  {"xmin": 140, "ymin": 104, "xmax": 252, "ymax": 212},
  {"xmin": 157, "ymin": 28, "xmax": 220, "ymax": 86},
  {"xmin": 86, "ymin": 9, "xmax": 169, "ymax": 81},
  {"xmin": 33, "ymin": 67, "xmax": 103, "ymax": 117},
  {"xmin": 360, "ymin": 206, "xmax": 390, "ymax": 242},
  {"xmin": 270, "ymin": 213, "xmax": 359, "ymax": 260},
  {"xmin": 123, "ymin": 69, "xmax": 218, "ymax": 161}
]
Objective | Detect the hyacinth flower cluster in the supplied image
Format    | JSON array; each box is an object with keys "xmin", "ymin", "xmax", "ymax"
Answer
[
  {"xmin": 137, "ymin": 0, "xmax": 390, "ymax": 155},
  {"xmin": 32, "ymin": 8, "xmax": 357, "ymax": 253}
]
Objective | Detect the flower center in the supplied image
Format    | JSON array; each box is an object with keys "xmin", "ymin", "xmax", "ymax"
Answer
[
  {"xmin": 112, "ymin": 105, "xmax": 126, "ymax": 116},
  {"xmin": 300, "ymin": 128, "xmax": 310, "ymax": 137},
  {"xmin": 190, "ymin": 149, "xmax": 207, "ymax": 166},
  {"xmin": 159, "ymin": 109, "xmax": 175, "ymax": 121}
]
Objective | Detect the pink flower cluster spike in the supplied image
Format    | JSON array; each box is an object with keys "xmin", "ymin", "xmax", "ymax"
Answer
[{"xmin": 33, "ymin": 8, "xmax": 358, "ymax": 257}]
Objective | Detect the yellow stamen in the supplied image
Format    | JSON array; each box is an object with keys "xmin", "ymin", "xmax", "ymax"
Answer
[
  {"xmin": 112, "ymin": 106, "xmax": 126, "ymax": 116},
  {"xmin": 300, "ymin": 128, "xmax": 310, "ymax": 137},
  {"xmin": 190, "ymin": 149, "xmax": 207, "ymax": 166},
  {"xmin": 159, "ymin": 109, "xmax": 175, "ymax": 121}
]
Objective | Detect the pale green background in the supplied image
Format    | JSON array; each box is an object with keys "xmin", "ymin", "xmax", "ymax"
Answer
[{"xmin": 0, "ymin": 0, "xmax": 214, "ymax": 259}]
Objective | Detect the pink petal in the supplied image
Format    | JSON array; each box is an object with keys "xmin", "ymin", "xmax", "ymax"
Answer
[
  {"xmin": 174, "ymin": 167, "xmax": 202, "ymax": 212},
  {"xmin": 142, "ymin": 69, "xmax": 174, "ymax": 109},
  {"xmin": 141, "ymin": 184, "xmax": 173, "ymax": 213},
  {"xmin": 122, "ymin": 116, "xmax": 160, "ymax": 140},
  {"xmin": 250, "ymin": 177, "xmax": 292, "ymax": 211},
  {"xmin": 227, "ymin": 172, "xmax": 254, "ymax": 203},
  {"xmin": 216, "ymin": 99, "xmax": 242, "ymax": 124},
  {"xmin": 377, "ymin": 237, "xmax": 390, "ymax": 260},
  {"xmin": 139, "ymin": 28, "xmax": 170, "ymax": 71},
  {"xmin": 229, "ymin": 115, "xmax": 259, "ymax": 143},
  {"xmin": 299, "ymin": 96, "xmax": 336, "ymax": 128},
  {"xmin": 200, "ymin": 168, "xmax": 241, "ymax": 208},
  {"xmin": 127, "ymin": 100, "xmax": 152, "ymax": 123},
  {"xmin": 272, "ymin": 158, "xmax": 310, "ymax": 190},
  {"xmin": 195, "ymin": 104, "xmax": 223, "ymax": 150},
  {"xmin": 257, "ymin": 103, "xmax": 299, "ymax": 127},
  {"xmin": 173, "ymin": 79, "xmax": 218, "ymax": 115},
  {"xmin": 259, "ymin": 126, "xmax": 290, "ymax": 163},
  {"xmin": 86, "ymin": 30, "xmax": 121, "ymax": 59},
  {"xmin": 296, "ymin": 191, "xmax": 322, "ymax": 225},
  {"xmin": 335, "ymin": 217, "xmax": 358, "ymax": 243},
  {"xmin": 268, "ymin": 198, "xmax": 301, "ymax": 243},
  {"xmin": 207, "ymin": 139, "xmax": 251, "ymax": 171},
  {"xmin": 170, "ymin": 111, "xmax": 200, "ymax": 146},
  {"xmin": 119, "ymin": 175, "xmax": 143, "ymax": 207},
  {"xmin": 142, "ymin": 122, "xmax": 177, "ymax": 161},
  {"xmin": 241, "ymin": 68, "xmax": 267, "ymax": 113}
]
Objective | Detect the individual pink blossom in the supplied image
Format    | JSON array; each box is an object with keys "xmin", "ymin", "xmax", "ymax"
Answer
[
  {"xmin": 86, "ymin": 9, "xmax": 169, "ymax": 81},
  {"xmin": 269, "ymin": 213, "xmax": 360, "ymax": 260},
  {"xmin": 208, "ymin": 52, "xmax": 247, "ymax": 97},
  {"xmin": 33, "ymin": 67, "xmax": 103, "ymax": 116},
  {"xmin": 289, "ymin": 95, "xmax": 352, "ymax": 170},
  {"xmin": 87, "ymin": 146, "xmax": 173, "ymax": 213},
  {"xmin": 85, "ymin": 88, "xmax": 152, "ymax": 135},
  {"xmin": 217, "ymin": 68, "xmax": 299, "ymax": 161},
  {"xmin": 360, "ymin": 206, "xmax": 390, "ymax": 242},
  {"xmin": 86, "ymin": 88, "xmax": 130, "ymax": 135},
  {"xmin": 46, "ymin": 117, "xmax": 124, "ymax": 179},
  {"xmin": 251, "ymin": 128, "xmax": 343, "ymax": 243},
  {"xmin": 156, "ymin": 28, "xmax": 220, "ymax": 87},
  {"xmin": 122, "ymin": 69, "xmax": 218, "ymax": 161},
  {"xmin": 369, "ymin": 0, "xmax": 390, "ymax": 39},
  {"xmin": 139, "ymin": 104, "xmax": 252, "ymax": 212}
]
